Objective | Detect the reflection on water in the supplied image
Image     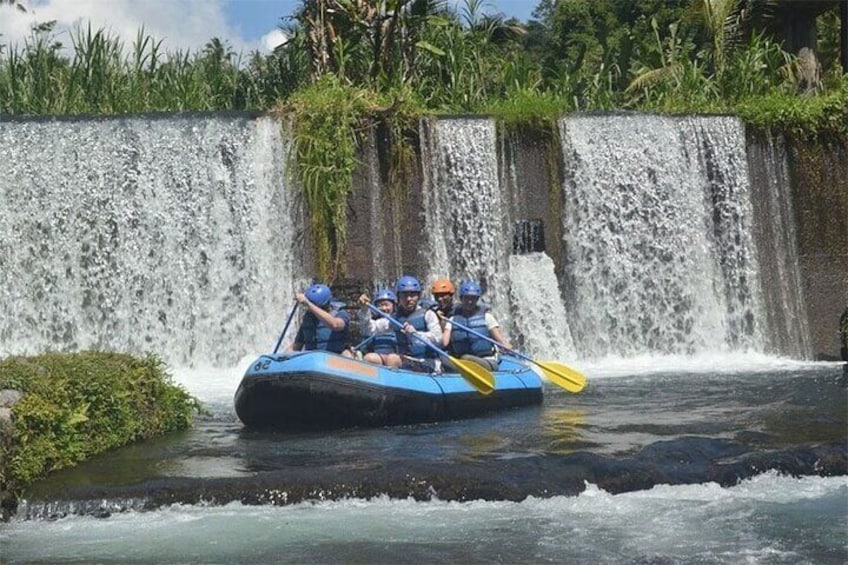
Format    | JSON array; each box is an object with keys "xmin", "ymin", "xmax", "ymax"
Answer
[{"xmin": 541, "ymin": 409, "xmax": 587, "ymax": 455}]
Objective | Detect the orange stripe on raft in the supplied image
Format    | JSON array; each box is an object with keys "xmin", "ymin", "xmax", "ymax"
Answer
[{"xmin": 325, "ymin": 356, "xmax": 379, "ymax": 378}]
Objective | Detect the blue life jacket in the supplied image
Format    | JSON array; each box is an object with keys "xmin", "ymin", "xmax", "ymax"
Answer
[
  {"xmin": 368, "ymin": 329, "xmax": 398, "ymax": 354},
  {"xmin": 449, "ymin": 306, "xmax": 495, "ymax": 356},
  {"xmin": 394, "ymin": 307, "xmax": 438, "ymax": 358},
  {"xmin": 298, "ymin": 308, "xmax": 350, "ymax": 353}
]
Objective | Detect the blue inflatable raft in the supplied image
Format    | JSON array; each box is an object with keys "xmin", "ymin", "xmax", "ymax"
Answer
[{"xmin": 234, "ymin": 351, "xmax": 543, "ymax": 430}]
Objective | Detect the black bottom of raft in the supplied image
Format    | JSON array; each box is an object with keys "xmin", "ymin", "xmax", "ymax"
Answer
[{"xmin": 234, "ymin": 371, "xmax": 543, "ymax": 431}]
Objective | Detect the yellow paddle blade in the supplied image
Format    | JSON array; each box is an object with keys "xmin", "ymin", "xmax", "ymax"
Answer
[
  {"xmin": 533, "ymin": 360, "xmax": 587, "ymax": 393},
  {"xmin": 450, "ymin": 355, "xmax": 495, "ymax": 395}
]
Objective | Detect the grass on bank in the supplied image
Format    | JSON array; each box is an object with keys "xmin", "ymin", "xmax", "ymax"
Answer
[
  {"xmin": 736, "ymin": 74, "xmax": 848, "ymax": 139},
  {"xmin": 0, "ymin": 351, "xmax": 200, "ymax": 491}
]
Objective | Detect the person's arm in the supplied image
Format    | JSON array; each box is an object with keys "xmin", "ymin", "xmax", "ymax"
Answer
[
  {"xmin": 486, "ymin": 313, "xmax": 512, "ymax": 350},
  {"xmin": 330, "ymin": 309, "xmax": 350, "ymax": 332},
  {"xmin": 371, "ymin": 317, "xmax": 391, "ymax": 333},
  {"xmin": 419, "ymin": 309, "xmax": 443, "ymax": 346},
  {"xmin": 442, "ymin": 320, "xmax": 452, "ymax": 348},
  {"xmin": 295, "ymin": 291, "xmax": 346, "ymax": 331}
]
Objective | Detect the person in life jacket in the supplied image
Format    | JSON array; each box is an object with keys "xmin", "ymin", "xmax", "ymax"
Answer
[
  {"xmin": 429, "ymin": 278, "xmax": 456, "ymax": 331},
  {"xmin": 391, "ymin": 275, "xmax": 443, "ymax": 372},
  {"xmin": 442, "ymin": 280, "xmax": 511, "ymax": 371},
  {"xmin": 288, "ymin": 283, "xmax": 350, "ymax": 354},
  {"xmin": 355, "ymin": 288, "xmax": 402, "ymax": 368}
]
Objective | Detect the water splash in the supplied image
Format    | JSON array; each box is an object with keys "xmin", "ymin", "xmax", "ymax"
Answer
[
  {"xmin": 6, "ymin": 476, "xmax": 845, "ymax": 563},
  {"xmin": 0, "ymin": 115, "xmax": 297, "ymax": 366},
  {"xmin": 508, "ymin": 252, "xmax": 576, "ymax": 359}
]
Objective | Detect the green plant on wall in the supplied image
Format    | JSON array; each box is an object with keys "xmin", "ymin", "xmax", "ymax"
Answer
[
  {"xmin": 282, "ymin": 77, "xmax": 423, "ymax": 279},
  {"xmin": 383, "ymin": 90, "xmax": 423, "ymax": 267},
  {"xmin": 283, "ymin": 75, "xmax": 372, "ymax": 280}
]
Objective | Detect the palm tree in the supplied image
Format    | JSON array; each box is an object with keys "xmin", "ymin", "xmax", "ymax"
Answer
[
  {"xmin": 202, "ymin": 37, "xmax": 236, "ymax": 66},
  {"xmin": 290, "ymin": 0, "xmax": 448, "ymax": 87},
  {"xmin": 690, "ymin": 0, "xmax": 773, "ymax": 80}
]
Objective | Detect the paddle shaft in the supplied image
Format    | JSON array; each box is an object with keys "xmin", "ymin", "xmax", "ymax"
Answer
[
  {"xmin": 352, "ymin": 333, "xmax": 376, "ymax": 351},
  {"xmin": 272, "ymin": 301, "xmax": 300, "ymax": 354}
]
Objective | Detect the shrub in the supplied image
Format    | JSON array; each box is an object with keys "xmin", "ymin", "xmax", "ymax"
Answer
[{"xmin": 0, "ymin": 351, "xmax": 199, "ymax": 487}]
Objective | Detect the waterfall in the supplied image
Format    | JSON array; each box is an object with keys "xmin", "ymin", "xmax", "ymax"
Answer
[
  {"xmin": 0, "ymin": 114, "xmax": 297, "ymax": 367},
  {"xmin": 559, "ymin": 115, "xmax": 765, "ymax": 358},
  {"xmin": 2, "ymin": 113, "xmax": 810, "ymax": 366},
  {"xmin": 420, "ymin": 118, "xmax": 511, "ymax": 319},
  {"xmin": 508, "ymin": 252, "xmax": 577, "ymax": 359}
]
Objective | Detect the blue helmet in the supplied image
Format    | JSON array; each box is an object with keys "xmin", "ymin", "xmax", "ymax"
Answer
[
  {"xmin": 373, "ymin": 288, "xmax": 397, "ymax": 304},
  {"xmin": 396, "ymin": 275, "xmax": 421, "ymax": 294},
  {"xmin": 459, "ymin": 280, "xmax": 482, "ymax": 298},
  {"xmin": 306, "ymin": 283, "xmax": 332, "ymax": 306}
]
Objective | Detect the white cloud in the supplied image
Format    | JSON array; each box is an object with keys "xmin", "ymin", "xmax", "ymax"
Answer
[
  {"xmin": 260, "ymin": 28, "xmax": 287, "ymax": 52},
  {"xmin": 0, "ymin": 0, "xmax": 262, "ymax": 56}
]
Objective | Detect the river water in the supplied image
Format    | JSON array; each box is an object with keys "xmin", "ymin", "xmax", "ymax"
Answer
[{"xmin": 2, "ymin": 356, "xmax": 845, "ymax": 564}]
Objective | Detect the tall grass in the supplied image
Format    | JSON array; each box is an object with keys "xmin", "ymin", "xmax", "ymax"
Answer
[
  {"xmin": 0, "ymin": 23, "xmax": 274, "ymax": 115},
  {"xmin": 279, "ymin": 78, "xmax": 426, "ymax": 281}
]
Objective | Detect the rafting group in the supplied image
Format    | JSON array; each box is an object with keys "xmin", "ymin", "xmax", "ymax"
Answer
[
  {"xmin": 286, "ymin": 275, "xmax": 509, "ymax": 375},
  {"xmin": 233, "ymin": 275, "xmax": 586, "ymax": 429},
  {"xmin": 277, "ymin": 275, "xmax": 586, "ymax": 395}
]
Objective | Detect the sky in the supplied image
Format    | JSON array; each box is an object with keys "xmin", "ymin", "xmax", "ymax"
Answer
[{"xmin": 0, "ymin": 0, "xmax": 539, "ymax": 57}]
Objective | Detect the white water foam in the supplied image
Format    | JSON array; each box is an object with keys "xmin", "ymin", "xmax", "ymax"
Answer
[
  {"xmin": 3, "ymin": 474, "xmax": 845, "ymax": 563},
  {"xmin": 508, "ymin": 252, "xmax": 576, "ymax": 359},
  {"xmin": 170, "ymin": 362, "xmax": 250, "ymax": 409},
  {"xmin": 576, "ymin": 352, "xmax": 843, "ymax": 379}
]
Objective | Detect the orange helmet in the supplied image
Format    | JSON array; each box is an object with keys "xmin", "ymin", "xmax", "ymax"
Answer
[{"xmin": 430, "ymin": 278, "xmax": 455, "ymax": 294}]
